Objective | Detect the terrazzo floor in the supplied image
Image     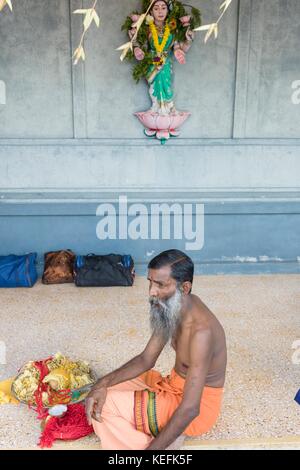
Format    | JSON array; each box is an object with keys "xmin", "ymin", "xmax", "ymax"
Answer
[{"xmin": 0, "ymin": 275, "xmax": 299, "ymax": 450}]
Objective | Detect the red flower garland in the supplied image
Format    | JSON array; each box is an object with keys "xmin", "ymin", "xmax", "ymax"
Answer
[{"xmin": 38, "ymin": 404, "xmax": 94, "ymax": 448}]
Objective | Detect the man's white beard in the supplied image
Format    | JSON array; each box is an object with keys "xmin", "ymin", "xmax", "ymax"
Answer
[{"xmin": 149, "ymin": 288, "xmax": 183, "ymax": 342}]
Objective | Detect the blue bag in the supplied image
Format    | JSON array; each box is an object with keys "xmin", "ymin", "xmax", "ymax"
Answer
[{"xmin": 0, "ymin": 253, "xmax": 38, "ymax": 288}]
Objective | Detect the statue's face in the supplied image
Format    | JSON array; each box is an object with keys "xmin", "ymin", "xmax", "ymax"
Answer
[{"xmin": 151, "ymin": 1, "xmax": 169, "ymax": 23}]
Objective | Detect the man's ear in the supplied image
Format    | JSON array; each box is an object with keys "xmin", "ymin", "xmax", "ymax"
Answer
[{"xmin": 181, "ymin": 281, "xmax": 192, "ymax": 295}]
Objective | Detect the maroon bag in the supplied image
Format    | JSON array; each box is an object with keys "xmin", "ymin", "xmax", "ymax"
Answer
[{"xmin": 42, "ymin": 250, "xmax": 75, "ymax": 285}]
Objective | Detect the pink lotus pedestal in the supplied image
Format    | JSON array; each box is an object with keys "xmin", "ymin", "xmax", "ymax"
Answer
[{"xmin": 134, "ymin": 110, "xmax": 191, "ymax": 144}]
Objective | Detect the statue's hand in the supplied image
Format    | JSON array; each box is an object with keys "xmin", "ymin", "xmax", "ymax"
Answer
[
  {"xmin": 186, "ymin": 29, "xmax": 195, "ymax": 42},
  {"xmin": 128, "ymin": 28, "xmax": 137, "ymax": 40},
  {"xmin": 174, "ymin": 49, "xmax": 186, "ymax": 65},
  {"xmin": 134, "ymin": 47, "xmax": 145, "ymax": 61}
]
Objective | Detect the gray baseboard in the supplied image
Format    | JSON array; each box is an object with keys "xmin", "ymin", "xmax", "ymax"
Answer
[{"xmin": 1, "ymin": 190, "xmax": 299, "ymax": 275}]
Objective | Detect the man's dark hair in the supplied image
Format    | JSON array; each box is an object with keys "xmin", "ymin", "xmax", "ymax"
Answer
[{"xmin": 148, "ymin": 249, "xmax": 194, "ymax": 290}]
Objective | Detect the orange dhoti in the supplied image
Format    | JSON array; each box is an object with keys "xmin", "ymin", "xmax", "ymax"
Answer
[{"xmin": 92, "ymin": 368, "xmax": 224, "ymax": 450}]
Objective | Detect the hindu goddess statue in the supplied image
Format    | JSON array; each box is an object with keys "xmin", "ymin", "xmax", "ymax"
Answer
[{"xmin": 121, "ymin": 0, "xmax": 201, "ymax": 142}]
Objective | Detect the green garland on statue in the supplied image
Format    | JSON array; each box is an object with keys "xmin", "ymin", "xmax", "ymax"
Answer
[{"xmin": 121, "ymin": 0, "xmax": 201, "ymax": 82}]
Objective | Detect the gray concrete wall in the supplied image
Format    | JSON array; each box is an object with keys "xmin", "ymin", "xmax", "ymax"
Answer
[
  {"xmin": 0, "ymin": 0, "xmax": 73, "ymax": 138},
  {"xmin": 1, "ymin": 190, "xmax": 299, "ymax": 275},
  {"xmin": 0, "ymin": 0, "xmax": 299, "ymax": 183},
  {"xmin": 0, "ymin": 0, "xmax": 299, "ymax": 273}
]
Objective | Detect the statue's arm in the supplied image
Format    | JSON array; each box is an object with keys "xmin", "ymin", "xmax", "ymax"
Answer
[{"xmin": 174, "ymin": 29, "xmax": 195, "ymax": 55}]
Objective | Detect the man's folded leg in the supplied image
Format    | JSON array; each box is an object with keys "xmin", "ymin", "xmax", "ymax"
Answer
[{"xmin": 92, "ymin": 388, "xmax": 153, "ymax": 450}]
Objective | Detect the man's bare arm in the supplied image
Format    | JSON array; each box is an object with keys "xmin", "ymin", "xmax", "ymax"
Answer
[
  {"xmin": 146, "ymin": 329, "xmax": 213, "ymax": 450},
  {"xmin": 93, "ymin": 333, "xmax": 166, "ymax": 389},
  {"xmin": 86, "ymin": 333, "xmax": 167, "ymax": 424}
]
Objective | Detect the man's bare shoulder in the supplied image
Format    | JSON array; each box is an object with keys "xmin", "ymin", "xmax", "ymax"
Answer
[
  {"xmin": 189, "ymin": 294, "xmax": 215, "ymax": 319},
  {"xmin": 187, "ymin": 294, "xmax": 225, "ymax": 336}
]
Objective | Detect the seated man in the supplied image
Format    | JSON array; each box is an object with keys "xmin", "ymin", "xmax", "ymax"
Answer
[{"xmin": 86, "ymin": 249, "xmax": 227, "ymax": 450}]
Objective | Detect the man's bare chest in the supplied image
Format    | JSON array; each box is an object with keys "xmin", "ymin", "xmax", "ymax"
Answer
[{"xmin": 171, "ymin": 326, "xmax": 191, "ymax": 365}]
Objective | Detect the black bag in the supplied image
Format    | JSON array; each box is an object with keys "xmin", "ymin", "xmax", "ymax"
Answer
[
  {"xmin": 74, "ymin": 254, "xmax": 135, "ymax": 287},
  {"xmin": 42, "ymin": 250, "xmax": 75, "ymax": 285}
]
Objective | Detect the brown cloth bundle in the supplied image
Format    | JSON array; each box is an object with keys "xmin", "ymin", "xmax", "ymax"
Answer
[{"xmin": 42, "ymin": 250, "xmax": 75, "ymax": 285}]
